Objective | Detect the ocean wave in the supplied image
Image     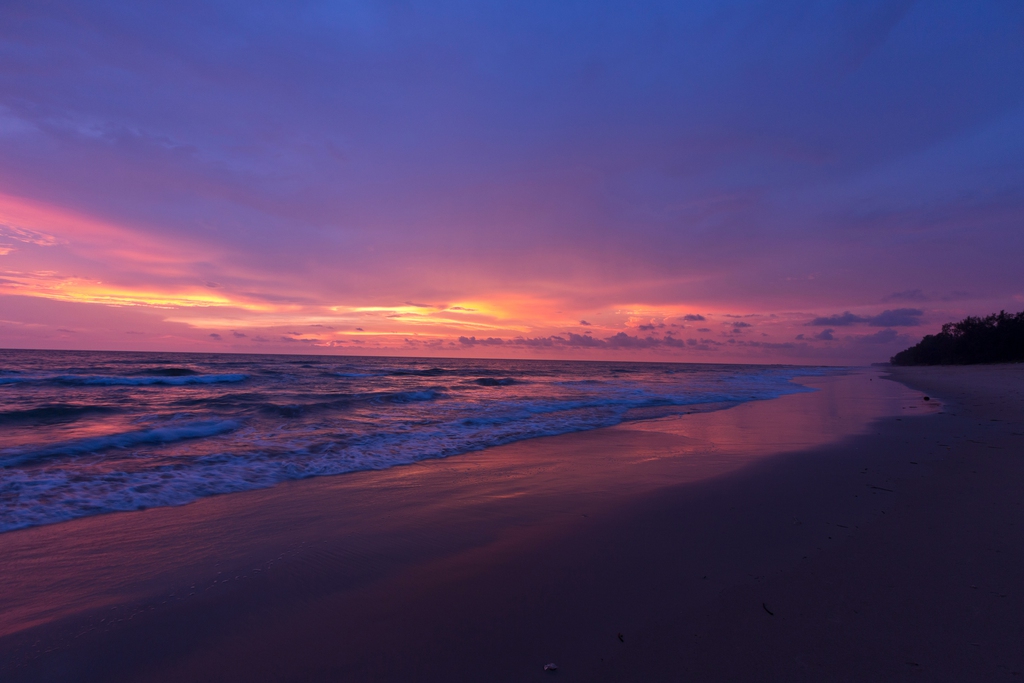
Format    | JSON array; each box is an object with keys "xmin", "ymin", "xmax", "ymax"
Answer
[
  {"xmin": 0, "ymin": 420, "xmax": 239, "ymax": 467},
  {"xmin": 366, "ymin": 388, "xmax": 445, "ymax": 404},
  {"xmin": 55, "ymin": 373, "xmax": 248, "ymax": 386},
  {"xmin": 0, "ymin": 350, "xmax": 838, "ymax": 532},
  {"xmin": 140, "ymin": 368, "xmax": 200, "ymax": 377},
  {"xmin": 259, "ymin": 388, "xmax": 444, "ymax": 417},
  {"xmin": 0, "ymin": 373, "xmax": 248, "ymax": 386},
  {"xmin": 259, "ymin": 397, "xmax": 355, "ymax": 418},
  {"xmin": 387, "ymin": 367, "xmax": 449, "ymax": 377},
  {"xmin": 0, "ymin": 404, "xmax": 117, "ymax": 426},
  {"xmin": 474, "ymin": 377, "xmax": 516, "ymax": 387}
]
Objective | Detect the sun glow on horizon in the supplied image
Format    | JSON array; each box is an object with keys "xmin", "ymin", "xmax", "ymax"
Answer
[{"xmin": 0, "ymin": 188, "xmax": 987, "ymax": 363}]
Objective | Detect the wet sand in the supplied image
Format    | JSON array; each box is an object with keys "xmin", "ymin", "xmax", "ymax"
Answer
[{"xmin": 1, "ymin": 366, "xmax": 1022, "ymax": 681}]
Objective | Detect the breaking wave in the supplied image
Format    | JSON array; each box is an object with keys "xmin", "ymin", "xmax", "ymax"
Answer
[
  {"xmin": 0, "ymin": 349, "xmax": 836, "ymax": 532},
  {"xmin": 0, "ymin": 420, "xmax": 239, "ymax": 467}
]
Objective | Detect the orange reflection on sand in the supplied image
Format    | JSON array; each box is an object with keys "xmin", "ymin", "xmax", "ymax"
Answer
[
  {"xmin": 0, "ymin": 369, "xmax": 931, "ymax": 639},
  {"xmin": 614, "ymin": 370, "xmax": 941, "ymax": 482}
]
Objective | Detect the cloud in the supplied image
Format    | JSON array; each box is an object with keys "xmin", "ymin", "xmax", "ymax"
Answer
[
  {"xmin": 0, "ymin": 223, "xmax": 62, "ymax": 247},
  {"xmin": 232, "ymin": 330, "xmax": 247, "ymax": 338},
  {"xmin": 458, "ymin": 331, "xmax": 699, "ymax": 351},
  {"xmin": 808, "ymin": 311, "xmax": 868, "ymax": 326},
  {"xmin": 814, "ymin": 328, "xmax": 835, "ymax": 341},
  {"xmin": 866, "ymin": 308, "xmax": 923, "ymax": 327},
  {"xmin": 508, "ymin": 335, "xmax": 559, "ymax": 348},
  {"xmin": 561, "ymin": 332, "xmax": 604, "ymax": 348},
  {"xmin": 854, "ymin": 328, "xmax": 899, "ymax": 344},
  {"xmin": 808, "ymin": 308, "xmax": 923, "ymax": 327},
  {"xmin": 881, "ymin": 290, "xmax": 975, "ymax": 304},
  {"xmin": 405, "ymin": 337, "xmax": 447, "ymax": 348},
  {"xmin": 882, "ymin": 289, "xmax": 930, "ymax": 303},
  {"xmin": 458, "ymin": 335, "xmax": 505, "ymax": 346},
  {"xmin": 729, "ymin": 340, "xmax": 802, "ymax": 350},
  {"xmin": 731, "ymin": 321, "xmax": 752, "ymax": 328},
  {"xmin": 579, "ymin": 320, "xmax": 591, "ymax": 326},
  {"xmin": 685, "ymin": 337, "xmax": 724, "ymax": 350},
  {"xmin": 603, "ymin": 332, "xmax": 662, "ymax": 349},
  {"xmin": 0, "ymin": 3, "xmax": 1019, "ymax": 364},
  {"xmin": 209, "ymin": 333, "xmax": 222, "ymax": 340}
]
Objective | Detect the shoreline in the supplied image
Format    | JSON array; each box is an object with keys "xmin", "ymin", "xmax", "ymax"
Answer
[
  {"xmin": 2, "ymin": 366, "xmax": 1022, "ymax": 680},
  {"xmin": 0, "ymin": 354, "xmax": 831, "ymax": 535},
  {"xmin": 0, "ymin": 370, "xmax": 913, "ymax": 635}
]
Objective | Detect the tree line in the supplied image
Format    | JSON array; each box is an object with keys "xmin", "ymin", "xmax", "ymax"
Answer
[{"xmin": 890, "ymin": 310, "xmax": 1024, "ymax": 365}]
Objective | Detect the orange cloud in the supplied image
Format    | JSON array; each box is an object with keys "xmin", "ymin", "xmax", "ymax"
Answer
[
  {"xmin": 0, "ymin": 271, "xmax": 255, "ymax": 309},
  {"xmin": 0, "ymin": 194, "xmax": 935, "ymax": 364}
]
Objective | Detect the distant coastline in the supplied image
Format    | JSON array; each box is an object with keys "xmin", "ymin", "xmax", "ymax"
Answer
[{"xmin": 891, "ymin": 310, "xmax": 1024, "ymax": 365}]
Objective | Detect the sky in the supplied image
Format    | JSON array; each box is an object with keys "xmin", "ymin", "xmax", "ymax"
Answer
[{"xmin": 0, "ymin": 0, "xmax": 1022, "ymax": 364}]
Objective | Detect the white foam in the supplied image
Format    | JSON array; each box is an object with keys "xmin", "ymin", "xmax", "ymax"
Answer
[{"xmin": 0, "ymin": 354, "xmax": 839, "ymax": 533}]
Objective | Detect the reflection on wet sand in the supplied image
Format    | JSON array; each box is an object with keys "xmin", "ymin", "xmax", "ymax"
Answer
[{"xmin": 0, "ymin": 369, "xmax": 928, "ymax": 643}]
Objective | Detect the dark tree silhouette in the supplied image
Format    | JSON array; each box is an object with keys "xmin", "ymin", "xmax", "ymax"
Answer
[{"xmin": 890, "ymin": 310, "xmax": 1024, "ymax": 365}]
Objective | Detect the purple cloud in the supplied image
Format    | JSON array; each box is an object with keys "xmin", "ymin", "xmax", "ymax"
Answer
[
  {"xmin": 808, "ymin": 312, "xmax": 868, "ymax": 327},
  {"xmin": 0, "ymin": 1, "xmax": 1021, "ymax": 362},
  {"xmin": 866, "ymin": 308, "xmax": 923, "ymax": 327}
]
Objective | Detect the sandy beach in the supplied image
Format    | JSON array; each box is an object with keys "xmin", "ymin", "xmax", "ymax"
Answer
[{"xmin": 1, "ymin": 365, "xmax": 1022, "ymax": 682}]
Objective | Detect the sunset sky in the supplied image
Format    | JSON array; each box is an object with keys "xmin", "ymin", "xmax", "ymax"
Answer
[{"xmin": 1, "ymin": 1, "xmax": 1022, "ymax": 363}]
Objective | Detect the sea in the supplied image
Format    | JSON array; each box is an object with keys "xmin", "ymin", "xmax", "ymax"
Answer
[{"xmin": 0, "ymin": 349, "xmax": 834, "ymax": 533}]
